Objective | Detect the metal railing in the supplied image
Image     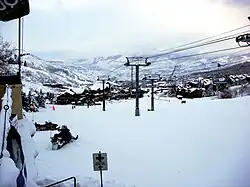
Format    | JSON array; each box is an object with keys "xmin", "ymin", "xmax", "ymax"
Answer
[{"xmin": 45, "ymin": 176, "xmax": 77, "ymax": 187}]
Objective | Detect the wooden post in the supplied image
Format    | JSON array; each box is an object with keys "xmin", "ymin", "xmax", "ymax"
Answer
[{"xmin": 0, "ymin": 84, "xmax": 23, "ymax": 119}]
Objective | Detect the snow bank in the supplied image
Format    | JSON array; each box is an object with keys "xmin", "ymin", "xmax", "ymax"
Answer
[
  {"xmin": 17, "ymin": 118, "xmax": 39, "ymax": 182},
  {"xmin": 0, "ymin": 150, "xmax": 19, "ymax": 186},
  {"xmin": 0, "ymin": 85, "xmax": 39, "ymax": 187},
  {"xmin": 0, "ymin": 86, "xmax": 19, "ymax": 186}
]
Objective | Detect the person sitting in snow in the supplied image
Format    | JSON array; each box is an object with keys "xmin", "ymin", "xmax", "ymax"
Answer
[{"xmin": 53, "ymin": 125, "xmax": 73, "ymax": 143}]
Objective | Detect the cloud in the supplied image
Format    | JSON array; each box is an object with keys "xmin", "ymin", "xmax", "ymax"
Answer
[
  {"xmin": 213, "ymin": 0, "xmax": 250, "ymax": 6},
  {"xmin": 0, "ymin": 0, "xmax": 249, "ymax": 59}
]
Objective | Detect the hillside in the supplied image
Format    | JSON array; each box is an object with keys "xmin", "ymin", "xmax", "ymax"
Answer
[
  {"xmin": 8, "ymin": 52, "xmax": 249, "ymax": 92},
  {"xmin": 191, "ymin": 60, "xmax": 250, "ymax": 78}
]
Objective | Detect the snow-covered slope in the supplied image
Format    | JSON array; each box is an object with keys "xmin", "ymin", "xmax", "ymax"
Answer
[
  {"xmin": 9, "ymin": 52, "xmax": 249, "ymax": 91},
  {"xmin": 27, "ymin": 96, "xmax": 250, "ymax": 187}
]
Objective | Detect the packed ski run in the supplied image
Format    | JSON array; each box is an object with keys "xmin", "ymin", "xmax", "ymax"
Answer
[{"xmin": 22, "ymin": 96, "xmax": 250, "ymax": 187}]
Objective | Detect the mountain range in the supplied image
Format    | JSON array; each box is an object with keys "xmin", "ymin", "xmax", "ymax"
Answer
[{"xmin": 8, "ymin": 51, "xmax": 250, "ymax": 92}]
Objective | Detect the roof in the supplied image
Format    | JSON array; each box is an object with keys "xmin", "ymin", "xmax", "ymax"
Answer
[
  {"xmin": 58, "ymin": 90, "xmax": 75, "ymax": 96},
  {"xmin": 0, "ymin": 74, "xmax": 21, "ymax": 85}
]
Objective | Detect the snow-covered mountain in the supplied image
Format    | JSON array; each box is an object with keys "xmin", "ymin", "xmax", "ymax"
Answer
[
  {"xmin": 9, "ymin": 52, "xmax": 250, "ymax": 92},
  {"xmin": 9, "ymin": 54, "xmax": 127, "ymax": 92}
]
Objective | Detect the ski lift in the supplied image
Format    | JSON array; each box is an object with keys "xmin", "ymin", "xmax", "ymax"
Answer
[
  {"xmin": 145, "ymin": 61, "xmax": 151, "ymax": 66},
  {"xmin": 236, "ymin": 33, "xmax": 250, "ymax": 46},
  {"xmin": 124, "ymin": 62, "xmax": 129, "ymax": 66}
]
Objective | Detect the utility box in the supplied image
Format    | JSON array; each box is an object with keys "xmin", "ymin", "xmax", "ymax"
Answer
[{"xmin": 0, "ymin": 75, "xmax": 23, "ymax": 119}]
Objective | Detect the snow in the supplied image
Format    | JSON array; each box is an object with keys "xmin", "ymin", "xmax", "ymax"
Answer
[
  {"xmin": 106, "ymin": 81, "xmax": 119, "ymax": 86},
  {"xmin": 25, "ymin": 96, "xmax": 250, "ymax": 187},
  {"xmin": 203, "ymin": 79, "xmax": 212, "ymax": 86},
  {"xmin": 0, "ymin": 152, "xmax": 19, "ymax": 187},
  {"xmin": 0, "ymin": 86, "xmax": 20, "ymax": 187},
  {"xmin": 22, "ymin": 81, "xmax": 56, "ymax": 94},
  {"xmin": 189, "ymin": 87, "xmax": 197, "ymax": 92},
  {"xmin": 69, "ymin": 87, "xmax": 86, "ymax": 94},
  {"xmin": 17, "ymin": 118, "xmax": 39, "ymax": 184},
  {"xmin": 10, "ymin": 52, "xmax": 250, "ymax": 95},
  {"xmin": 90, "ymin": 82, "xmax": 109, "ymax": 90},
  {"xmin": 0, "ymin": 86, "xmax": 12, "ymax": 152},
  {"xmin": 0, "ymin": 86, "xmax": 39, "ymax": 187},
  {"xmin": 59, "ymin": 90, "xmax": 75, "ymax": 96},
  {"xmin": 219, "ymin": 78, "xmax": 226, "ymax": 82}
]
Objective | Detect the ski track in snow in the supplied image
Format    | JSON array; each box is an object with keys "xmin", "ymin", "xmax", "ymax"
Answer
[{"xmin": 27, "ymin": 97, "xmax": 250, "ymax": 187}]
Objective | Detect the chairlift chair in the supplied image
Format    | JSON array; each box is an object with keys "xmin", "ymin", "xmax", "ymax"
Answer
[{"xmin": 236, "ymin": 34, "xmax": 250, "ymax": 46}]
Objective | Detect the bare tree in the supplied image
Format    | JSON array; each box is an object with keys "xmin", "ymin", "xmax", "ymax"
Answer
[{"xmin": 0, "ymin": 35, "xmax": 14, "ymax": 75}]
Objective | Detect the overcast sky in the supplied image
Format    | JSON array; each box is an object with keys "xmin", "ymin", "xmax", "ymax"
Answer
[{"xmin": 0, "ymin": 0, "xmax": 249, "ymax": 60}]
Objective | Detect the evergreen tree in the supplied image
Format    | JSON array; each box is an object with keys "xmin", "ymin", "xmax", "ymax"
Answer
[
  {"xmin": 0, "ymin": 36, "xmax": 14, "ymax": 75},
  {"xmin": 22, "ymin": 92, "xmax": 30, "ymax": 112}
]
